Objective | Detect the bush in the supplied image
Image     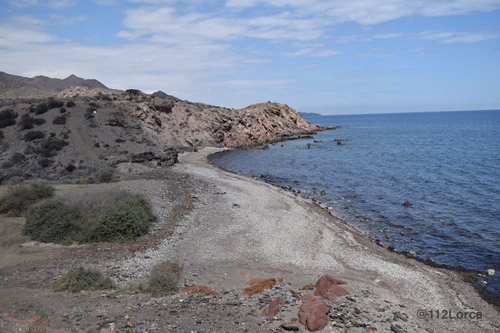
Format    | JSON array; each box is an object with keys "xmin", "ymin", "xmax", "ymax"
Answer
[
  {"xmin": 53, "ymin": 115, "xmax": 67, "ymax": 125},
  {"xmin": 38, "ymin": 158, "xmax": 52, "ymax": 168},
  {"xmin": 97, "ymin": 171, "xmax": 115, "ymax": 183},
  {"xmin": 24, "ymin": 130, "xmax": 45, "ymax": 142},
  {"xmin": 59, "ymin": 107, "xmax": 67, "ymax": 113},
  {"xmin": 0, "ymin": 130, "xmax": 3, "ymax": 139},
  {"xmin": 53, "ymin": 267, "xmax": 115, "ymax": 293},
  {"xmin": 85, "ymin": 107, "xmax": 95, "ymax": 119},
  {"xmin": 66, "ymin": 101, "xmax": 75, "ymax": 108},
  {"xmin": 0, "ymin": 182, "xmax": 55, "ymax": 216},
  {"xmin": 20, "ymin": 190, "xmax": 156, "ymax": 245},
  {"xmin": 35, "ymin": 103, "xmax": 48, "ymax": 115},
  {"xmin": 92, "ymin": 193, "xmax": 156, "ymax": 242},
  {"xmin": 23, "ymin": 199, "xmax": 82, "ymax": 243},
  {"xmin": 37, "ymin": 138, "xmax": 69, "ymax": 157},
  {"xmin": 18, "ymin": 114, "xmax": 46, "ymax": 130},
  {"xmin": 18, "ymin": 114, "xmax": 34, "ymax": 130},
  {"xmin": 1, "ymin": 152, "xmax": 27, "ymax": 168},
  {"xmin": 147, "ymin": 261, "xmax": 183, "ymax": 297},
  {"xmin": 0, "ymin": 109, "xmax": 18, "ymax": 128},
  {"xmin": 47, "ymin": 98, "xmax": 64, "ymax": 109}
]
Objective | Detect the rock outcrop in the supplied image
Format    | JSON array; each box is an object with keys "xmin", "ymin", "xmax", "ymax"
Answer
[{"xmin": 133, "ymin": 98, "xmax": 319, "ymax": 148}]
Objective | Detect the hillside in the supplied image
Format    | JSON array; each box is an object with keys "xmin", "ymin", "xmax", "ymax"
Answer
[
  {"xmin": 0, "ymin": 72, "xmax": 107, "ymax": 99},
  {"xmin": 0, "ymin": 86, "xmax": 320, "ymax": 184}
]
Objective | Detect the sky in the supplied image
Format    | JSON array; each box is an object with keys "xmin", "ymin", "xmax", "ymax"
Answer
[{"xmin": 1, "ymin": 0, "xmax": 499, "ymax": 115}]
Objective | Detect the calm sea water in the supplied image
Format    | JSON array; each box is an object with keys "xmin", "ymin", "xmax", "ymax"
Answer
[{"xmin": 211, "ymin": 110, "xmax": 500, "ymax": 295}]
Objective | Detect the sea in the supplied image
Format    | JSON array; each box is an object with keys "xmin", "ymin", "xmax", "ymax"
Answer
[{"xmin": 210, "ymin": 110, "xmax": 500, "ymax": 296}]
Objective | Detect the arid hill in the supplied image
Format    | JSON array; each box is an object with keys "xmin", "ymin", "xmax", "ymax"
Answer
[
  {"xmin": 0, "ymin": 72, "xmax": 107, "ymax": 99},
  {"xmin": 0, "ymin": 85, "xmax": 320, "ymax": 184}
]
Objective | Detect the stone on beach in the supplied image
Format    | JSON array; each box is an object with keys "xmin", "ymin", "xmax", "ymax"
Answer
[
  {"xmin": 297, "ymin": 296, "xmax": 330, "ymax": 332},
  {"xmin": 262, "ymin": 297, "xmax": 285, "ymax": 317},
  {"xmin": 243, "ymin": 278, "xmax": 278, "ymax": 296},
  {"xmin": 314, "ymin": 275, "xmax": 349, "ymax": 301},
  {"xmin": 486, "ymin": 269, "xmax": 495, "ymax": 276},
  {"xmin": 181, "ymin": 285, "xmax": 220, "ymax": 296}
]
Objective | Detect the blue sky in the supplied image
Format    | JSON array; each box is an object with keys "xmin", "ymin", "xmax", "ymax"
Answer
[{"xmin": 1, "ymin": 0, "xmax": 499, "ymax": 114}]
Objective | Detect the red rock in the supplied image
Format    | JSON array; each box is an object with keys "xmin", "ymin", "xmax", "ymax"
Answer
[
  {"xmin": 297, "ymin": 296, "xmax": 330, "ymax": 332},
  {"xmin": 301, "ymin": 283, "xmax": 314, "ymax": 290},
  {"xmin": 280, "ymin": 322, "xmax": 300, "ymax": 331},
  {"xmin": 181, "ymin": 285, "xmax": 220, "ymax": 296},
  {"xmin": 262, "ymin": 297, "xmax": 285, "ymax": 317},
  {"xmin": 243, "ymin": 278, "xmax": 277, "ymax": 296},
  {"xmin": 314, "ymin": 275, "xmax": 349, "ymax": 301}
]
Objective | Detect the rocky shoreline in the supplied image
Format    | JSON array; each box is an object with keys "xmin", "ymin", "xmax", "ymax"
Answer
[{"xmin": 209, "ymin": 146, "xmax": 500, "ymax": 310}]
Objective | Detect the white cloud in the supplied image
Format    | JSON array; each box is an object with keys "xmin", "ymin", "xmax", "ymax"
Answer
[
  {"xmin": 50, "ymin": 14, "xmax": 88, "ymax": 25},
  {"xmin": 45, "ymin": 0, "xmax": 76, "ymax": 8},
  {"xmin": 7, "ymin": 0, "xmax": 38, "ymax": 7},
  {"xmin": 7, "ymin": 0, "xmax": 76, "ymax": 8},
  {"xmin": 285, "ymin": 43, "xmax": 342, "ymax": 57},
  {"xmin": 417, "ymin": 31, "xmax": 498, "ymax": 43},
  {"xmin": 373, "ymin": 33, "xmax": 402, "ymax": 39},
  {"xmin": 225, "ymin": 0, "xmax": 500, "ymax": 25},
  {"xmin": 0, "ymin": 15, "xmax": 56, "ymax": 47},
  {"xmin": 93, "ymin": 0, "xmax": 118, "ymax": 4}
]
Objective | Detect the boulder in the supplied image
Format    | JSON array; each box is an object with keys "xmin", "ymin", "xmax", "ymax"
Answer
[
  {"xmin": 243, "ymin": 278, "xmax": 277, "ymax": 296},
  {"xmin": 297, "ymin": 296, "xmax": 330, "ymax": 332},
  {"xmin": 181, "ymin": 285, "xmax": 220, "ymax": 296},
  {"xmin": 314, "ymin": 275, "xmax": 349, "ymax": 301},
  {"xmin": 262, "ymin": 297, "xmax": 285, "ymax": 317}
]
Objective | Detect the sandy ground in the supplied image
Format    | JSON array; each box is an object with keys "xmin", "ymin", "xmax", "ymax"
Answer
[{"xmin": 0, "ymin": 147, "xmax": 499, "ymax": 332}]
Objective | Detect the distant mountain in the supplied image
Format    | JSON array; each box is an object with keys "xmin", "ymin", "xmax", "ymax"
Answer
[
  {"xmin": 151, "ymin": 90, "xmax": 181, "ymax": 101},
  {"xmin": 0, "ymin": 71, "xmax": 107, "ymax": 98},
  {"xmin": 151, "ymin": 90, "xmax": 168, "ymax": 98},
  {"xmin": 298, "ymin": 112, "xmax": 322, "ymax": 116}
]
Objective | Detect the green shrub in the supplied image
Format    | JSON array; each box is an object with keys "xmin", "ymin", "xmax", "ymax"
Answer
[
  {"xmin": 37, "ymin": 138, "xmax": 69, "ymax": 157},
  {"xmin": 97, "ymin": 171, "xmax": 115, "ymax": 183},
  {"xmin": 92, "ymin": 194, "xmax": 156, "ymax": 242},
  {"xmin": 0, "ymin": 109, "xmax": 18, "ymax": 128},
  {"xmin": 24, "ymin": 130, "xmax": 45, "ymax": 141},
  {"xmin": 38, "ymin": 158, "xmax": 52, "ymax": 168},
  {"xmin": 147, "ymin": 260, "xmax": 183, "ymax": 297},
  {"xmin": 18, "ymin": 114, "xmax": 34, "ymax": 130},
  {"xmin": 20, "ymin": 190, "xmax": 156, "ymax": 244},
  {"xmin": 47, "ymin": 98, "xmax": 64, "ymax": 109},
  {"xmin": 35, "ymin": 103, "xmax": 48, "ymax": 115},
  {"xmin": 19, "ymin": 114, "xmax": 46, "ymax": 130},
  {"xmin": 1, "ymin": 152, "xmax": 27, "ymax": 168},
  {"xmin": 0, "ymin": 183, "xmax": 55, "ymax": 216},
  {"xmin": 53, "ymin": 267, "xmax": 115, "ymax": 293},
  {"xmin": 59, "ymin": 107, "xmax": 67, "ymax": 113},
  {"xmin": 0, "ymin": 130, "xmax": 4, "ymax": 139},
  {"xmin": 23, "ymin": 199, "xmax": 82, "ymax": 243},
  {"xmin": 66, "ymin": 101, "xmax": 75, "ymax": 108},
  {"xmin": 53, "ymin": 115, "xmax": 67, "ymax": 125}
]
